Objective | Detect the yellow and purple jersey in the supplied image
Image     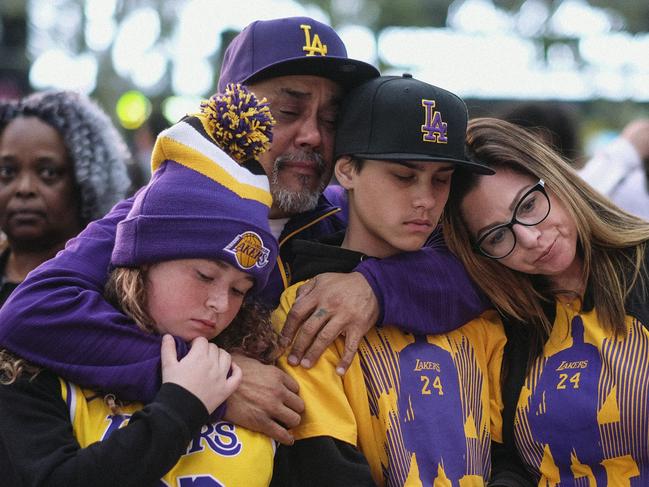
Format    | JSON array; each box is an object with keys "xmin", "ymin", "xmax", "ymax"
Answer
[
  {"xmin": 514, "ymin": 299, "xmax": 649, "ymax": 485},
  {"xmin": 61, "ymin": 380, "xmax": 275, "ymax": 487},
  {"xmin": 273, "ymin": 282, "xmax": 505, "ymax": 486}
]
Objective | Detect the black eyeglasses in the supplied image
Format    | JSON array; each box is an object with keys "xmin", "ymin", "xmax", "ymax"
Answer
[{"xmin": 474, "ymin": 179, "xmax": 551, "ymax": 259}]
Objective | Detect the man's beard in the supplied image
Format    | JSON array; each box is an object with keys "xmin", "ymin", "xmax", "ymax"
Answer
[{"xmin": 270, "ymin": 151, "xmax": 328, "ymax": 215}]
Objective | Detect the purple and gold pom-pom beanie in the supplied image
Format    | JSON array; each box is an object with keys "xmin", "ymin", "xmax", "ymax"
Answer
[{"xmin": 111, "ymin": 84, "xmax": 278, "ymax": 291}]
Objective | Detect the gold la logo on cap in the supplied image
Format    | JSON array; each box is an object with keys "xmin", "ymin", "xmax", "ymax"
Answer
[
  {"xmin": 225, "ymin": 231, "xmax": 270, "ymax": 269},
  {"xmin": 300, "ymin": 24, "xmax": 328, "ymax": 56},
  {"xmin": 421, "ymin": 99, "xmax": 448, "ymax": 144}
]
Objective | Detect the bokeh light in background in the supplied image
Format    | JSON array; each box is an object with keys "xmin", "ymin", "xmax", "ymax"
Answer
[
  {"xmin": 29, "ymin": 49, "xmax": 98, "ymax": 92},
  {"xmin": 17, "ymin": 0, "xmax": 649, "ymax": 135},
  {"xmin": 161, "ymin": 95, "xmax": 203, "ymax": 125},
  {"xmin": 116, "ymin": 90, "xmax": 151, "ymax": 130},
  {"xmin": 84, "ymin": 0, "xmax": 117, "ymax": 52}
]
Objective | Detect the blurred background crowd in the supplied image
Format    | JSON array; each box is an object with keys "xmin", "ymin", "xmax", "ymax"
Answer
[
  {"xmin": 0, "ymin": 0, "xmax": 648, "ymax": 197},
  {"xmin": 1, "ymin": 3, "xmax": 648, "ymax": 484}
]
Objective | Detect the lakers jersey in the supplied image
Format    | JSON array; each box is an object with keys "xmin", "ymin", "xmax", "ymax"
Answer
[
  {"xmin": 273, "ymin": 283, "xmax": 505, "ymax": 487},
  {"xmin": 61, "ymin": 380, "xmax": 275, "ymax": 486},
  {"xmin": 514, "ymin": 299, "xmax": 649, "ymax": 486}
]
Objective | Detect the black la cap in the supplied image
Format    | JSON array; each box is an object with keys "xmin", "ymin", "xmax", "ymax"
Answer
[{"xmin": 334, "ymin": 74, "xmax": 493, "ymax": 174}]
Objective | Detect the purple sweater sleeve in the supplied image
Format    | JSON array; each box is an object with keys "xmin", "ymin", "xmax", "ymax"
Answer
[
  {"xmin": 0, "ymin": 196, "xmax": 188, "ymax": 402},
  {"xmin": 355, "ymin": 229, "xmax": 492, "ymax": 334}
]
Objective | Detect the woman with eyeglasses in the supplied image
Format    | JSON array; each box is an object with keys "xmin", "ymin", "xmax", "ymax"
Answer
[{"xmin": 443, "ymin": 117, "xmax": 649, "ymax": 485}]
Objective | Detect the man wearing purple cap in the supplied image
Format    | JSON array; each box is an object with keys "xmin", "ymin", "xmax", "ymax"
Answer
[
  {"xmin": 216, "ymin": 17, "xmax": 379, "ymax": 310},
  {"xmin": 0, "ymin": 17, "xmax": 489, "ymax": 445}
]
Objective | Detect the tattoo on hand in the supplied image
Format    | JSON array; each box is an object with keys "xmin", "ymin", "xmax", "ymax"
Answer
[{"xmin": 314, "ymin": 308, "xmax": 328, "ymax": 318}]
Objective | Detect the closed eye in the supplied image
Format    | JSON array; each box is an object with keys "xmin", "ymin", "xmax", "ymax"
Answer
[
  {"xmin": 393, "ymin": 173, "xmax": 415, "ymax": 182},
  {"xmin": 486, "ymin": 228, "xmax": 507, "ymax": 246},
  {"xmin": 231, "ymin": 279, "xmax": 253, "ymax": 297},
  {"xmin": 231, "ymin": 287, "xmax": 247, "ymax": 297},
  {"xmin": 319, "ymin": 116, "xmax": 337, "ymax": 130},
  {"xmin": 518, "ymin": 195, "xmax": 537, "ymax": 214},
  {"xmin": 196, "ymin": 270, "xmax": 213, "ymax": 282}
]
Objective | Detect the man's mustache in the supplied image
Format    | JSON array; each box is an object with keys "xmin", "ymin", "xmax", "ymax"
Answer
[{"xmin": 274, "ymin": 151, "xmax": 326, "ymax": 175}]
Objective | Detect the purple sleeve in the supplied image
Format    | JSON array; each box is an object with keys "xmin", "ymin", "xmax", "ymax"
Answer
[
  {"xmin": 0, "ymin": 196, "xmax": 188, "ymax": 402},
  {"xmin": 354, "ymin": 229, "xmax": 492, "ymax": 334}
]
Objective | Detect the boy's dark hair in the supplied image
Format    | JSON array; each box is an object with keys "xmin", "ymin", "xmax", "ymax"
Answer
[{"xmin": 348, "ymin": 156, "xmax": 365, "ymax": 172}]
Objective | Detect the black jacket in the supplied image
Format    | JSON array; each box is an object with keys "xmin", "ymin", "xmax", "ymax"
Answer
[{"xmin": 0, "ymin": 369, "xmax": 208, "ymax": 487}]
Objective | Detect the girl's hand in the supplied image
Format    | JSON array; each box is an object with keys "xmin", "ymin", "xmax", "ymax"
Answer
[{"xmin": 160, "ymin": 334, "xmax": 242, "ymax": 413}]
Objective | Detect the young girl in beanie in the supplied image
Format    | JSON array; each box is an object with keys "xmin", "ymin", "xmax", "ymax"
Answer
[{"xmin": 0, "ymin": 85, "xmax": 280, "ymax": 487}]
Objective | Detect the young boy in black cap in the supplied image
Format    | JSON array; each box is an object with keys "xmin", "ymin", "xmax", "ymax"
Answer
[{"xmin": 271, "ymin": 75, "xmax": 505, "ymax": 486}]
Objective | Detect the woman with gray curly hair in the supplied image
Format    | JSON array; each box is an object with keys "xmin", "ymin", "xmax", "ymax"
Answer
[{"xmin": 0, "ymin": 90, "xmax": 132, "ymax": 305}]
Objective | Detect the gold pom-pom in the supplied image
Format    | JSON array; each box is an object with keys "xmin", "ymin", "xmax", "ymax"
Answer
[{"xmin": 200, "ymin": 83, "xmax": 275, "ymax": 163}]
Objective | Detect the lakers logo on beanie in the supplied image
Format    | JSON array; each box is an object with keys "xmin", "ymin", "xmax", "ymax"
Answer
[
  {"xmin": 112, "ymin": 84, "xmax": 279, "ymax": 290},
  {"xmin": 225, "ymin": 231, "xmax": 271, "ymax": 270}
]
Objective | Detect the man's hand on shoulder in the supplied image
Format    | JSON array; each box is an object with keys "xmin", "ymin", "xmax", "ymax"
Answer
[
  {"xmin": 224, "ymin": 353, "xmax": 304, "ymax": 445},
  {"xmin": 279, "ymin": 272, "xmax": 379, "ymax": 375}
]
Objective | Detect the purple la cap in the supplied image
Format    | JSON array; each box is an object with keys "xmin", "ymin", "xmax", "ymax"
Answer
[{"xmin": 218, "ymin": 16, "xmax": 379, "ymax": 92}]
